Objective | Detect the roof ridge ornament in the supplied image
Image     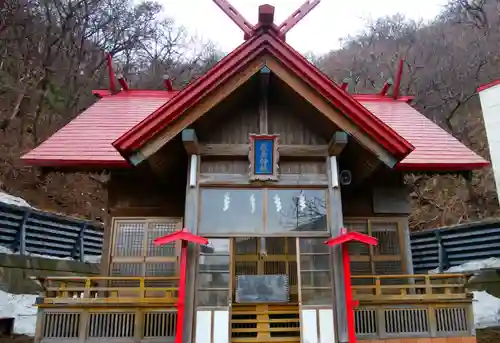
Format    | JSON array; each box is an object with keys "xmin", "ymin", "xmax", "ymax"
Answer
[{"xmin": 212, "ymin": 0, "xmax": 321, "ymax": 40}]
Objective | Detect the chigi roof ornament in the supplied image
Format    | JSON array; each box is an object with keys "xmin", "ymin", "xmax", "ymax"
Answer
[{"xmin": 212, "ymin": 0, "xmax": 321, "ymax": 41}]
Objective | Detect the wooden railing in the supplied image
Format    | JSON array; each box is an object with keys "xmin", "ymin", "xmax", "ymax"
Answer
[
  {"xmin": 33, "ymin": 275, "xmax": 474, "ymax": 342},
  {"xmin": 351, "ymin": 273, "xmax": 474, "ymax": 340},
  {"xmin": 351, "ymin": 273, "xmax": 471, "ymax": 303},
  {"xmin": 34, "ymin": 276, "xmax": 180, "ymax": 306}
]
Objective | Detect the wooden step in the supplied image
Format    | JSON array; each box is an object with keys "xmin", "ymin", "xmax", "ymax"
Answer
[{"xmin": 231, "ymin": 304, "xmax": 300, "ymax": 343}]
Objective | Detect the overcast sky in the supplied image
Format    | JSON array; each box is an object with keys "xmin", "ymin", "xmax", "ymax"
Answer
[{"xmin": 159, "ymin": 0, "xmax": 449, "ymax": 55}]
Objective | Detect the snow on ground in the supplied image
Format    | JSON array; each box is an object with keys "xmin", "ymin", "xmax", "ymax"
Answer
[
  {"xmin": 473, "ymin": 291, "xmax": 500, "ymax": 329},
  {"xmin": 0, "ymin": 290, "xmax": 37, "ymax": 336},
  {"xmin": 0, "ymin": 192, "xmax": 102, "ymax": 336},
  {"xmin": 0, "ymin": 246, "xmax": 101, "ymax": 336},
  {"xmin": 432, "ymin": 258, "xmax": 500, "ymax": 329}
]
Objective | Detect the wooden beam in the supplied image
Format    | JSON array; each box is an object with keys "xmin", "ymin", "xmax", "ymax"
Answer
[
  {"xmin": 138, "ymin": 58, "xmax": 265, "ymax": 160},
  {"xmin": 264, "ymin": 56, "xmax": 398, "ymax": 168},
  {"xmin": 259, "ymin": 66, "xmax": 270, "ymax": 133},
  {"xmin": 182, "ymin": 129, "xmax": 199, "ymax": 155},
  {"xmin": 326, "ymin": 155, "xmax": 348, "ymax": 343},
  {"xmin": 328, "ymin": 131, "xmax": 348, "ymax": 156},
  {"xmin": 198, "ymin": 143, "xmax": 328, "ymax": 157},
  {"xmin": 199, "ymin": 173, "xmax": 328, "ymax": 186}
]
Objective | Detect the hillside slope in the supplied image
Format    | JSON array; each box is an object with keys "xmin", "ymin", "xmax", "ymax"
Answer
[{"xmin": 1, "ymin": 0, "xmax": 499, "ymax": 229}]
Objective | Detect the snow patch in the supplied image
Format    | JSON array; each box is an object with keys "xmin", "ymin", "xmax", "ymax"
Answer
[
  {"xmin": 0, "ymin": 192, "xmax": 31, "ymax": 208},
  {"xmin": 429, "ymin": 257, "xmax": 500, "ymax": 274},
  {"xmin": 431, "ymin": 258, "xmax": 500, "ymax": 329},
  {"xmin": 473, "ymin": 291, "xmax": 500, "ymax": 328},
  {"xmin": 0, "ymin": 290, "xmax": 37, "ymax": 336}
]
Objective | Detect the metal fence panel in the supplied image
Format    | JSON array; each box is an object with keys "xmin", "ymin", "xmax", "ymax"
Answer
[
  {"xmin": 410, "ymin": 219, "xmax": 500, "ymax": 274},
  {"xmin": 0, "ymin": 202, "xmax": 103, "ymax": 261}
]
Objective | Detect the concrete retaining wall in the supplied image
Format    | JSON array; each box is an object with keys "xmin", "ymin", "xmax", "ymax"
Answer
[{"xmin": 0, "ymin": 253, "xmax": 100, "ymax": 294}]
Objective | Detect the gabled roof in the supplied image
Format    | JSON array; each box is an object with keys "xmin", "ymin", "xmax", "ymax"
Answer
[
  {"xmin": 20, "ymin": 91, "xmax": 489, "ymax": 171},
  {"xmin": 362, "ymin": 101, "xmax": 489, "ymax": 171},
  {"xmin": 21, "ymin": 90, "xmax": 178, "ymax": 167},
  {"xmin": 112, "ymin": 31, "xmax": 414, "ymax": 160}
]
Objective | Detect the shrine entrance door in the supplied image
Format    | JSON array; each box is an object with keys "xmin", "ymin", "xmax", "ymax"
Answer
[{"xmin": 230, "ymin": 237, "xmax": 300, "ymax": 343}]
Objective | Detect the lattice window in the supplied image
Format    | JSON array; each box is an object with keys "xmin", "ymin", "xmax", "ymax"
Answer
[
  {"xmin": 197, "ymin": 238, "xmax": 231, "ymax": 307},
  {"xmin": 298, "ymin": 238, "xmax": 332, "ymax": 305},
  {"xmin": 345, "ymin": 219, "xmax": 406, "ymax": 276},
  {"xmin": 109, "ymin": 218, "xmax": 182, "ymax": 279}
]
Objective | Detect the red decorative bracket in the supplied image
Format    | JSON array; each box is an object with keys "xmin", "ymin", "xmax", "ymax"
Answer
[
  {"xmin": 154, "ymin": 229, "xmax": 208, "ymax": 343},
  {"xmin": 277, "ymin": 0, "xmax": 321, "ymax": 35},
  {"xmin": 212, "ymin": 0, "xmax": 321, "ymax": 40},
  {"xmin": 212, "ymin": 0, "xmax": 254, "ymax": 38},
  {"xmin": 324, "ymin": 228, "xmax": 378, "ymax": 343}
]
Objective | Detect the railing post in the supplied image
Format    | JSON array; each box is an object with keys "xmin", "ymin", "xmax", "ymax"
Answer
[
  {"xmin": 134, "ymin": 308, "xmax": 144, "ymax": 343},
  {"xmin": 73, "ymin": 223, "xmax": 86, "ymax": 261},
  {"xmin": 12, "ymin": 210, "xmax": 30, "ymax": 254}
]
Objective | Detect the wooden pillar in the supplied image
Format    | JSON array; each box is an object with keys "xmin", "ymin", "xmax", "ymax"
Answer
[
  {"xmin": 402, "ymin": 218, "xmax": 414, "ymax": 274},
  {"xmin": 327, "ymin": 131, "xmax": 348, "ymax": 343},
  {"xmin": 182, "ymin": 129, "xmax": 200, "ymax": 343}
]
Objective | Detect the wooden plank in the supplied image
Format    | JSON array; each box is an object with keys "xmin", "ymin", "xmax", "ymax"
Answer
[
  {"xmin": 372, "ymin": 187, "xmax": 410, "ymax": 214},
  {"xmin": 328, "ymin": 131, "xmax": 348, "ymax": 156},
  {"xmin": 198, "ymin": 143, "xmax": 328, "ymax": 157},
  {"xmin": 182, "ymin": 129, "xmax": 199, "ymax": 155},
  {"xmin": 199, "ymin": 173, "xmax": 328, "ymax": 186},
  {"xmin": 259, "ymin": 67, "xmax": 270, "ymax": 133}
]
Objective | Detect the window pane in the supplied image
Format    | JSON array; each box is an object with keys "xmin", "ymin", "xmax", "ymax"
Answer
[
  {"xmin": 197, "ymin": 290, "xmax": 230, "ymax": 306},
  {"xmin": 301, "ymin": 289, "xmax": 332, "ymax": 305},
  {"xmin": 345, "ymin": 221, "xmax": 370, "ymax": 255},
  {"xmin": 145, "ymin": 262, "xmax": 177, "ymax": 277},
  {"xmin": 199, "ymin": 255, "xmax": 230, "ymax": 272},
  {"xmin": 372, "ymin": 222, "xmax": 401, "ymax": 255},
  {"xmin": 199, "ymin": 189, "xmax": 263, "ymax": 234},
  {"xmin": 201, "ymin": 239, "xmax": 231, "ymax": 255},
  {"xmin": 114, "ymin": 222, "xmax": 145, "ymax": 256},
  {"xmin": 299, "ymin": 238, "xmax": 329, "ymax": 254},
  {"xmin": 267, "ymin": 189, "xmax": 327, "ymax": 232},
  {"xmin": 110, "ymin": 263, "xmax": 142, "ymax": 277},
  {"xmin": 301, "ymin": 271, "xmax": 331, "ymax": 288},
  {"xmin": 147, "ymin": 221, "xmax": 178, "ymax": 257},
  {"xmin": 300, "ymin": 254, "xmax": 330, "ymax": 271},
  {"xmin": 198, "ymin": 271, "xmax": 230, "ymax": 288}
]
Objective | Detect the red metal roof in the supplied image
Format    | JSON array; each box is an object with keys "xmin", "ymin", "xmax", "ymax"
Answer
[
  {"xmin": 21, "ymin": 91, "xmax": 489, "ymax": 171},
  {"xmin": 361, "ymin": 100, "xmax": 489, "ymax": 171},
  {"xmin": 477, "ymin": 79, "xmax": 500, "ymax": 93},
  {"xmin": 112, "ymin": 31, "xmax": 414, "ymax": 160},
  {"xmin": 21, "ymin": 90, "xmax": 178, "ymax": 167}
]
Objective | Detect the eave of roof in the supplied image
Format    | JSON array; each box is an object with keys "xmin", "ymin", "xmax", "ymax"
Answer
[
  {"xmin": 112, "ymin": 31, "xmax": 414, "ymax": 161},
  {"xmin": 477, "ymin": 79, "xmax": 500, "ymax": 93}
]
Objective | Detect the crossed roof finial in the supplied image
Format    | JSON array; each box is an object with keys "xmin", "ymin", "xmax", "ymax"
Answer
[{"xmin": 212, "ymin": 0, "xmax": 321, "ymax": 40}]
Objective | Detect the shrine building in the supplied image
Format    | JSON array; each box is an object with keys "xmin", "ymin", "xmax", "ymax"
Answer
[{"xmin": 23, "ymin": 1, "xmax": 486, "ymax": 343}]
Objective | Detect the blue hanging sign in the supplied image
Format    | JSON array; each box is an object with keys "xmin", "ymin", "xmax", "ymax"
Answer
[{"xmin": 249, "ymin": 134, "xmax": 279, "ymax": 181}]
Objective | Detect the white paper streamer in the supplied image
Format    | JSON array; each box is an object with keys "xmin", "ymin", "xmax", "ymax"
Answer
[
  {"xmin": 250, "ymin": 194, "xmax": 256, "ymax": 213},
  {"xmin": 298, "ymin": 191, "xmax": 306, "ymax": 212},
  {"xmin": 274, "ymin": 194, "xmax": 282, "ymax": 212},
  {"xmin": 223, "ymin": 192, "xmax": 230, "ymax": 212}
]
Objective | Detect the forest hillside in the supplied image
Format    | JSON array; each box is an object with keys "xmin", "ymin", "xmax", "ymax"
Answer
[{"xmin": 0, "ymin": 0, "xmax": 499, "ymax": 229}]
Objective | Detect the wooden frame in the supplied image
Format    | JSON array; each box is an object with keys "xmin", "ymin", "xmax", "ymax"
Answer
[
  {"xmin": 108, "ymin": 217, "xmax": 183, "ymax": 277},
  {"xmin": 196, "ymin": 187, "xmax": 330, "ymax": 236},
  {"xmin": 135, "ymin": 54, "xmax": 398, "ymax": 169},
  {"xmin": 344, "ymin": 217, "xmax": 408, "ymax": 275},
  {"xmin": 248, "ymin": 133, "xmax": 280, "ymax": 181}
]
